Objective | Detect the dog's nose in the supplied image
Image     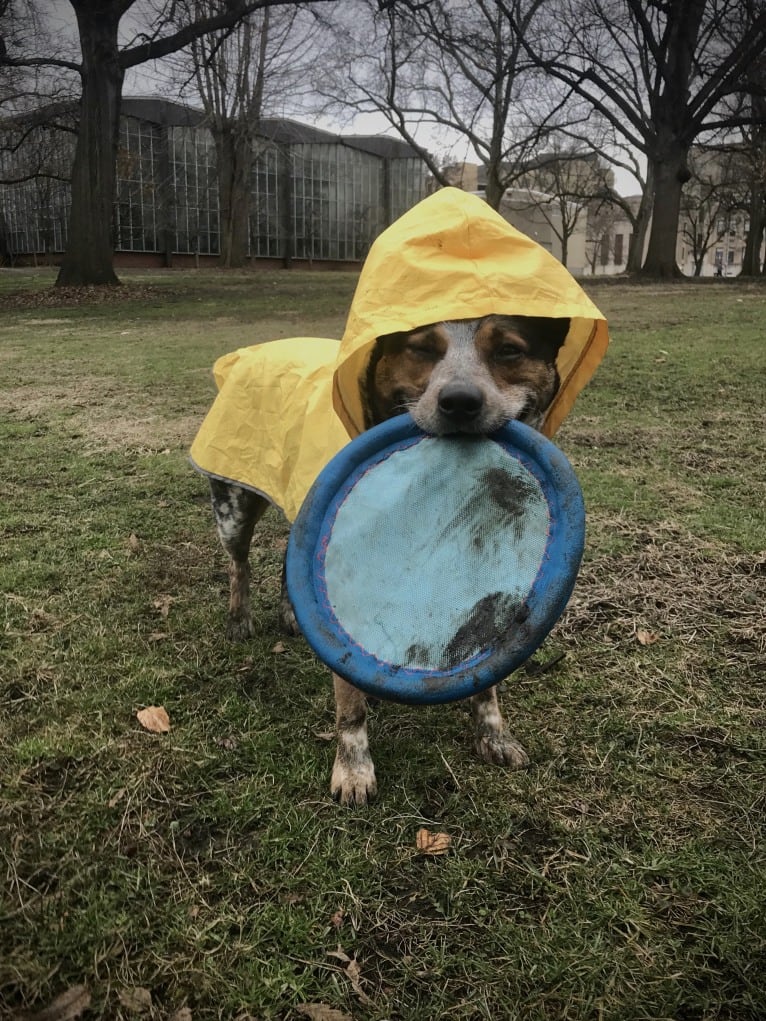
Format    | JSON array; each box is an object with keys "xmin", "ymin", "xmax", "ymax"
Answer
[{"xmin": 437, "ymin": 382, "xmax": 484, "ymax": 422}]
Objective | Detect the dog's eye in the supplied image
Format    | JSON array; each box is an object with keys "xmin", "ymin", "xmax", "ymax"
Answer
[
  {"xmin": 406, "ymin": 343, "xmax": 440, "ymax": 361},
  {"xmin": 494, "ymin": 343, "xmax": 524, "ymax": 362}
]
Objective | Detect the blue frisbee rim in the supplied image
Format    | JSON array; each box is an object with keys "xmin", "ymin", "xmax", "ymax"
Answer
[{"xmin": 286, "ymin": 414, "xmax": 584, "ymax": 705}]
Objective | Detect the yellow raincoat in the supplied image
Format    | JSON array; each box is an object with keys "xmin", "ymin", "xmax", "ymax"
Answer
[{"xmin": 190, "ymin": 187, "xmax": 608, "ymax": 522}]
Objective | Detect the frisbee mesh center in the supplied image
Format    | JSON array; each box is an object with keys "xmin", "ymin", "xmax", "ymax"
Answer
[{"xmin": 322, "ymin": 436, "xmax": 550, "ymax": 671}]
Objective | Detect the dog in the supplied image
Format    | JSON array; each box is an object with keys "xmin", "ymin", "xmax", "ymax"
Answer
[{"xmin": 208, "ymin": 313, "xmax": 570, "ymax": 806}]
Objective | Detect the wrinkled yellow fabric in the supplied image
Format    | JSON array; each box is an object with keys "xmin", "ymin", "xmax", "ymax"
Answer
[{"xmin": 190, "ymin": 187, "xmax": 608, "ymax": 522}]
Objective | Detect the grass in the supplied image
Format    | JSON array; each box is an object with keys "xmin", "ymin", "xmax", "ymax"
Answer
[{"xmin": 1, "ymin": 267, "xmax": 765, "ymax": 1021}]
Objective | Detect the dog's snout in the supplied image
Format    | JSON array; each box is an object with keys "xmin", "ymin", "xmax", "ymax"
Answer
[{"xmin": 437, "ymin": 381, "xmax": 484, "ymax": 422}]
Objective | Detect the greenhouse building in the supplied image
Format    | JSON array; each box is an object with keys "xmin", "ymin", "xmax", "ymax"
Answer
[{"xmin": 0, "ymin": 97, "xmax": 428, "ymax": 267}]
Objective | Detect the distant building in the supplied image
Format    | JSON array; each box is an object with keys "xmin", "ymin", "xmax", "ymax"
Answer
[
  {"xmin": 444, "ymin": 151, "xmax": 764, "ymax": 277},
  {"xmin": 677, "ymin": 145, "xmax": 755, "ymax": 277},
  {"xmin": 0, "ymin": 97, "xmax": 427, "ymax": 267}
]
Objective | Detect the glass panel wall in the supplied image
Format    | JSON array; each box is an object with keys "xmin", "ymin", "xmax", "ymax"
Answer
[
  {"xmin": 169, "ymin": 125, "xmax": 219, "ymax": 255},
  {"xmin": 0, "ymin": 103, "xmax": 427, "ymax": 263},
  {"xmin": 249, "ymin": 143, "xmax": 281, "ymax": 257},
  {"xmin": 389, "ymin": 158, "xmax": 428, "ymax": 221},
  {"xmin": 0, "ymin": 123, "xmax": 73, "ymax": 255},
  {"xmin": 115, "ymin": 117, "xmax": 163, "ymax": 252}
]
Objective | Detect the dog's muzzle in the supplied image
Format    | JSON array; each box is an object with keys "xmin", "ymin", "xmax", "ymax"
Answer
[{"xmin": 437, "ymin": 381, "xmax": 484, "ymax": 429}]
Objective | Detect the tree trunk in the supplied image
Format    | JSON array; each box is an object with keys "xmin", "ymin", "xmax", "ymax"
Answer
[
  {"xmin": 740, "ymin": 187, "xmax": 765, "ymax": 276},
  {"xmin": 641, "ymin": 147, "xmax": 689, "ymax": 278},
  {"xmin": 216, "ymin": 127, "xmax": 252, "ymax": 269},
  {"xmin": 626, "ymin": 163, "xmax": 653, "ymax": 274},
  {"xmin": 56, "ymin": 1, "xmax": 123, "ymax": 287},
  {"xmin": 486, "ymin": 163, "xmax": 504, "ymax": 211}
]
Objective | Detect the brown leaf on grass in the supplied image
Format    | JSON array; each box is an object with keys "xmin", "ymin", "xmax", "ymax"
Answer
[
  {"xmin": 215, "ymin": 734, "xmax": 238, "ymax": 751},
  {"xmin": 107, "ymin": 786, "xmax": 127, "ymax": 809},
  {"xmin": 327, "ymin": 948, "xmax": 371, "ymax": 1004},
  {"xmin": 22, "ymin": 985, "xmax": 91, "ymax": 1021},
  {"xmin": 345, "ymin": 958, "xmax": 371, "ymax": 1004},
  {"xmin": 636, "ymin": 629, "xmax": 659, "ymax": 646},
  {"xmin": 296, "ymin": 1004, "xmax": 352, "ymax": 1021},
  {"xmin": 136, "ymin": 706, "xmax": 170, "ymax": 733},
  {"xmin": 330, "ymin": 908, "xmax": 345, "ymax": 928},
  {"xmin": 168, "ymin": 1008, "xmax": 192, "ymax": 1021},
  {"xmin": 416, "ymin": 828, "xmax": 452, "ymax": 855},
  {"xmin": 127, "ymin": 532, "xmax": 141, "ymax": 554},
  {"xmin": 148, "ymin": 631, "xmax": 169, "ymax": 643},
  {"xmin": 117, "ymin": 987, "xmax": 152, "ymax": 1013},
  {"xmin": 271, "ymin": 641, "xmax": 287, "ymax": 654},
  {"xmin": 153, "ymin": 594, "xmax": 174, "ymax": 618}
]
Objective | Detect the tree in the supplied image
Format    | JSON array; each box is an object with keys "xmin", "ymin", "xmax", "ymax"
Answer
[
  {"xmin": 320, "ymin": 0, "xmax": 582, "ymax": 210},
  {"xmin": 737, "ymin": 53, "xmax": 766, "ymax": 275},
  {"xmin": 169, "ymin": 1, "xmax": 320, "ymax": 267},
  {"xmin": 512, "ymin": 0, "xmax": 766, "ymax": 277},
  {"xmin": 0, "ymin": 0, "xmax": 335, "ymax": 286}
]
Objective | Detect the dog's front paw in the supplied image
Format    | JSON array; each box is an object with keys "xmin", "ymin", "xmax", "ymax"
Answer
[
  {"xmin": 475, "ymin": 732, "xmax": 529, "ymax": 769},
  {"xmin": 331, "ymin": 754, "xmax": 377, "ymax": 807},
  {"xmin": 226, "ymin": 612, "xmax": 254, "ymax": 642}
]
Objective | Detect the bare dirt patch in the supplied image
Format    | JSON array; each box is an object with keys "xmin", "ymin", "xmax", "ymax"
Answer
[{"xmin": 0, "ymin": 284, "xmax": 173, "ymax": 311}]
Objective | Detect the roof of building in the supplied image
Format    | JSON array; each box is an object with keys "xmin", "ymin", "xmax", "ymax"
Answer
[{"xmin": 120, "ymin": 97, "xmax": 419, "ymax": 159}]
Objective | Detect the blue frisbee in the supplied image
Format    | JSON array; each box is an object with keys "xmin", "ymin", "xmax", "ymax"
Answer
[{"xmin": 286, "ymin": 414, "xmax": 584, "ymax": 705}]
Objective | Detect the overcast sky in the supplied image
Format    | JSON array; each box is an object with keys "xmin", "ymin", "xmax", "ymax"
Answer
[{"xmin": 45, "ymin": 0, "xmax": 641, "ymax": 196}]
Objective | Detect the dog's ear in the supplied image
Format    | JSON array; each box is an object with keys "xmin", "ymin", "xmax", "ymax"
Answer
[
  {"xmin": 360, "ymin": 334, "xmax": 400, "ymax": 429},
  {"xmin": 522, "ymin": 317, "xmax": 570, "ymax": 359}
]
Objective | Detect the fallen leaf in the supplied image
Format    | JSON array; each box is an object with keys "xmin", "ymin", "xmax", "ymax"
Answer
[
  {"xmin": 107, "ymin": 786, "xmax": 127, "ymax": 808},
  {"xmin": 168, "ymin": 1008, "xmax": 192, "ymax": 1021},
  {"xmin": 330, "ymin": 908, "xmax": 345, "ymax": 928},
  {"xmin": 416, "ymin": 828, "xmax": 452, "ymax": 855},
  {"xmin": 136, "ymin": 706, "xmax": 171, "ymax": 733},
  {"xmin": 148, "ymin": 631, "xmax": 169, "ymax": 643},
  {"xmin": 314, "ymin": 730, "xmax": 336, "ymax": 742},
  {"xmin": 346, "ymin": 958, "xmax": 372, "ymax": 1003},
  {"xmin": 636, "ymin": 629, "xmax": 659, "ymax": 646},
  {"xmin": 152, "ymin": 595, "xmax": 174, "ymax": 618},
  {"xmin": 24, "ymin": 985, "xmax": 91, "ymax": 1021},
  {"xmin": 271, "ymin": 641, "xmax": 287, "ymax": 654},
  {"xmin": 327, "ymin": 948, "xmax": 371, "ymax": 1004},
  {"xmin": 117, "ymin": 987, "xmax": 152, "ymax": 1013},
  {"xmin": 215, "ymin": 734, "xmax": 238, "ymax": 751},
  {"xmin": 127, "ymin": 533, "xmax": 141, "ymax": 554},
  {"xmin": 296, "ymin": 1005, "xmax": 352, "ymax": 1021}
]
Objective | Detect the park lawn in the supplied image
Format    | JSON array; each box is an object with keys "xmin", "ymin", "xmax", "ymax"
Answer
[{"xmin": 1, "ymin": 268, "xmax": 765, "ymax": 1021}]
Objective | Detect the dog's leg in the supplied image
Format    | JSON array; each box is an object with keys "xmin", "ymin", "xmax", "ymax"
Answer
[
  {"xmin": 209, "ymin": 479, "xmax": 269, "ymax": 641},
  {"xmin": 278, "ymin": 558, "xmax": 301, "ymax": 637},
  {"xmin": 470, "ymin": 687, "xmax": 529, "ymax": 768},
  {"xmin": 330, "ymin": 673, "xmax": 377, "ymax": 807}
]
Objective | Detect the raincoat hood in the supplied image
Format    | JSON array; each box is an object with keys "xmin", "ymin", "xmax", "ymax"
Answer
[
  {"xmin": 332, "ymin": 187, "xmax": 608, "ymax": 439},
  {"xmin": 191, "ymin": 187, "xmax": 608, "ymax": 522}
]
